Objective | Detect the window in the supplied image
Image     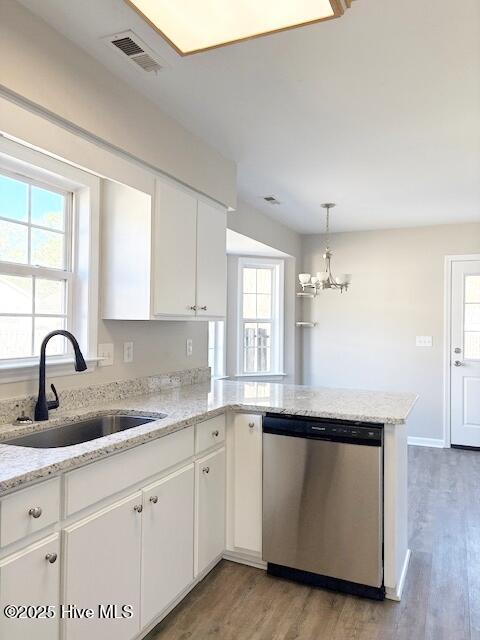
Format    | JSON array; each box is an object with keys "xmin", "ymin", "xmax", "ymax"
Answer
[
  {"xmin": 208, "ymin": 321, "xmax": 225, "ymax": 378},
  {"xmin": 238, "ymin": 258, "xmax": 284, "ymax": 376},
  {"xmin": 465, "ymin": 275, "xmax": 480, "ymax": 360},
  {"xmin": 0, "ymin": 136, "xmax": 100, "ymax": 381},
  {"xmin": 0, "ymin": 170, "xmax": 73, "ymax": 360}
]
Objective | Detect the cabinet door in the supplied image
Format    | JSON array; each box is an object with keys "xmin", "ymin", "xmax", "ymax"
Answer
[
  {"xmin": 195, "ymin": 447, "xmax": 226, "ymax": 576},
  {"xmin": 154, "ymin": 179, "xmax": 197, "ymax": 317},
  {"xmin": 141, "ymin": 464, "xmax": 194, "ymax": 628},
  {"xmin": 232, "ymin": 414, "xmax": 263, "ymax": 554},
  {"xmin": 63, "ymin": 493, "xmax": 142, "ymax": 640},
  {"xmin": 196, "ymin": 199, "xmax": 227, "ymax": 318},
  {"xmin": 0, "ymin": 534, "xmax": 60, "ymax": 640}
]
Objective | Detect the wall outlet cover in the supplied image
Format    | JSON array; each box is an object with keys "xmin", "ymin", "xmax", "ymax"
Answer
[
  {"xmin": 123, "ymin": 341, "xmax": 134, "ymax": 363},
  {"xmin": 98, "ymin": 342, "xmax": 114, "ymax": 366},
  {"xmin": 416, "ymin": 336, "xmax": 433, "ymax": 347}
]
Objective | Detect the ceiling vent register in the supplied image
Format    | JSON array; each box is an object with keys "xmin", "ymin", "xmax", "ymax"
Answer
[{"xmin": 106, "ymin": 30, "xmax": 166, "ymax": 73}]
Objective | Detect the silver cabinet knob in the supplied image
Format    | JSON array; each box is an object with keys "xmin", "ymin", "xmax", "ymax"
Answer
[
  {"xmin": 149, "ymin": 496, "xmax": 158, "ymax": 504},
  {"xmin": 248, "ymin": 422, "xmax": 255, "ymax": 429},
  {"xmin": 454, "ymin": 360, "xmax": 464, "ymax": 367},
  {"xmin": 199, "ymin": 306, "xmax": 207, "ymax": 311},
  {"xmin": 29, "ymin": 507, "xmax": 42, "ymax": 519},
  {"xmin": 454, "ymin": 347, "xmax": 462, "ymax": 354},
  {"xmin": 202, "ymin": 466, "xmax": 210, "ymax": 474},
  {"xmin": 212, "ymin": 430, "xmax": 219, "ymax": 438},
  {"xmin": 189, "ymin": 305, "xmax": 197, "ymax": 311},
  {"xmin": 133, "ymin": 504, "xmax": 143, "ymax": 513},
  {"xmin": 45, "ymin": 553, "xmax": 57, "ymax": 564}
]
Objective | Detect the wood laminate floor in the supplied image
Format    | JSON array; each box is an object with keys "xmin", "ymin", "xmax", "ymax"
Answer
[{"xmin": 150, "ymin": 446, "xmax": 480, "ymax": 640}]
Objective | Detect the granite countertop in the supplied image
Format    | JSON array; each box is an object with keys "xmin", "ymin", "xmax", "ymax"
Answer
[{"xmin": 0, "ymin": 380, "xmax": 417, "ymax": 494}]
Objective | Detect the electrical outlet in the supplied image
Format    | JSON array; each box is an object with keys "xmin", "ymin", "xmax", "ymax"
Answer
[
  {"xmin": 416, "ymin": 336, "xmax": 433, "ymax": 347},
  {"xmin": 98, "ymin": 343, "xmax": 114, "ymax": 366},
  {"xmin": 186, "ymin": 338, "xmax": 193, "ymax": 357},
  {"xmin": 123, "ymin": 341, "xmax": 134, "ymax": 363}
]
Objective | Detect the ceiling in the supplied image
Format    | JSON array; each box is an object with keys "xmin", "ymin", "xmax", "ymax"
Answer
[
  {"xmin": 226, "ymin": 230, "xmax": 291, "ymax": 257},
  {"xmin": 18, "ymin": 0, "xmax": 480, "ymax": 234}
]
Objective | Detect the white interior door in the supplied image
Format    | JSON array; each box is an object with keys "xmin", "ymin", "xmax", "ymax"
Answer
[{"xmin": 451, "ymin": 259, "xmax": 480, "ymax": 447}]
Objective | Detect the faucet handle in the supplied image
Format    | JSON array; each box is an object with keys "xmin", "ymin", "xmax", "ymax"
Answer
[{"xmin": 47, "ymin": 384, "xmax": 60, "ymax": 411}]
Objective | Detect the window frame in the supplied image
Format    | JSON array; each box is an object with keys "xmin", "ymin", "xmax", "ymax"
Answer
[
  {"xmin": 0, "ymin": 136, "xmax": 100, "ymax": 383},
  {"xmin": 0, "ymin": 167, "xmax": 74, "ymax": 361},
  {"xmin": 236, "ymin": 257, "xmax": 284, "ymax": 377},
  {"xmin": 208, "ymin": 320, "xmax": 226, "ymax": 379}
]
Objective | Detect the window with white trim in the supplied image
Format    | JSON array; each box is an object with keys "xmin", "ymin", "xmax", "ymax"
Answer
[
  {"xmin": 238, "ymin": 258, "xmax": 284, "ymax": 375},
  {"xmin": 208, "ymin": 320, "xmax": 225, "ymax": 379},
  {"xmin": 0, "ymin": 170, "xmax": 73, "ymax": 359},
  {"xmin": 0, "ymin": 136, "xmax": 100, "ymax": 381}
]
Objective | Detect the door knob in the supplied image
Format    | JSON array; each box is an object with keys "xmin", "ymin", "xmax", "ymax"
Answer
[
  {"xmin": 202, "ymin": 466, "xmax": 210, "ymax": 474},
  {"xmin": 454, "ymin": 360, "xmax": 464, "ymax": 367},
  {"xmin": 133, "ymin": 504, "xmax": 143, "ymax": 513},
  {"xmin": 454, "ymin": 347, "xmax": 462, "ymax": 354},
  {"xmin": 212, "ymin": 430, "xmax": 219, "ymax": 437},
  {"xmin": 45, "ymin": 553, "xmax": 57, "ymax": 564},
  {"xmin": 149, "ymin": 496, "xmax": 158, "ymax": 504},
  {"xmin": 29, "ymin": 507, "xmax": 42, "ymax": 519}
]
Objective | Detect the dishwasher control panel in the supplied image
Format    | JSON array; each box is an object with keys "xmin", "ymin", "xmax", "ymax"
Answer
[{"xmin": 263, "ymin": 414, "xmax": 383, "ymax": 446}]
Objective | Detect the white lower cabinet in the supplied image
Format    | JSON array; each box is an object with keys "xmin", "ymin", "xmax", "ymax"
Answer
[
  {"xmin": 0, "ymin": 534, "xmax": 60, "ymax": 640},
  {"xmin": 141, "ymin": 464, "xmax": 194, "ymax": 628},
  {"xmin": 195, "ymin": 447, "xmax": 226, "ymax": 576},
  {"xmin": 230, "ymin": 414, "xmax": 263, "ymax": 555},
  {"xmin": 63, "ymin": 493, "xmax": 142, "ymax": 640}
]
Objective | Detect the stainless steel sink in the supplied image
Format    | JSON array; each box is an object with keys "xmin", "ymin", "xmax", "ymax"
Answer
[{"xmin": 2, "ymin": 414, "xmax": 164, "ymax": 448}]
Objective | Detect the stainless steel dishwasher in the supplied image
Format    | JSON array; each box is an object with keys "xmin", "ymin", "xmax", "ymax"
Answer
[{"xmin": 263, "ymin": 413, "xmax": 384, "ymax": 600}]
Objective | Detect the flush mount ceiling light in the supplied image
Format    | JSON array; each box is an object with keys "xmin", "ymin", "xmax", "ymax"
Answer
[{"xmin": 124, "ymin": 0, "xmax": 355, "ymax": 56}]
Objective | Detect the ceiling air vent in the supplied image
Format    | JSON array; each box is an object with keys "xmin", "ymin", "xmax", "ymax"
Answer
[
  {"xmin": 105, "ymin": 30, "xmax": 167, "ymax": 73},
  {"xmin": 264, "ymin": 196, "xmax": 281, "ymax": 205}
]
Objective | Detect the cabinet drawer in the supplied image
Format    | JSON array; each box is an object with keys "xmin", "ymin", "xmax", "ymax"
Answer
[
  {"xmin": 65, "ymin": 426, "xmax": 194, "ymax": 517},
  {"xmin": 0, "ymin": 478, "xmax": 60, "ymax": 548},
  {"xmin": 195, "ymin": 414, "xmax": 225, "ymax": 455}
]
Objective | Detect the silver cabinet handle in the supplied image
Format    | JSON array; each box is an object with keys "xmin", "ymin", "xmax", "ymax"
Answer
[
  {"xmin": 199, "ymin": 306, "xmax": 207, "ymax": 311},
  {"xmin": 45, "ymin": 553, "xmax": 57, "ymax": 564},
  {"xmin": 133, "ymin": 504, "xmax": 143, "ymax": 513},
  {"xmin": 202, "ymin": 466, "xmax": 210, "ymax": 474},
  {"xmin": 189, "ymin": 305, "xmax": 197, "ymax": 311},
  {"xmin": 212, "ymin": 430, "xmax": 219, "ymax": 437},
  {"xmin": 454, "ymin": 360, "xmax": 464, "ymax": 367},
  {"xmin": 29, "ymin": 507, "xmax": 42, "ymax": 519},
  {"xmin": 149, "ymin": 496, "xmax": 158, "ymax": 504},
  {"xmin": 248, "ymin": 422, "xmax": 255, "ymax": 429}
]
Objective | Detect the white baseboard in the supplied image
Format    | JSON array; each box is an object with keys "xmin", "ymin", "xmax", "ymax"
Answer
[
  {"xmin": 223, "ymin": 549, "xmax": 267, "ymax": 570},
  {"xmin": 408, "ymin": 436, "xmax": 445, "ymax": 448},
  {"xmin": 385, "ymin": 549, "xmax": 411, "ymax": 602}
]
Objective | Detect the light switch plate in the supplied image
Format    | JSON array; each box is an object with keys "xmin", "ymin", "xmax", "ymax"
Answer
[
  {"xmin": 416, "ymin": 336, "xmax": 433, "ymax": 347},
  {"xmin": 123, "ymin": 341, "xmax": 134, "ymax": 363},
  {"xmin": 98, "ymin": 343, "xmax": 114, "ymax": 366},
  {"xmin": 186, "ymin": 338, "xmax": 193, "ymax": 357}
]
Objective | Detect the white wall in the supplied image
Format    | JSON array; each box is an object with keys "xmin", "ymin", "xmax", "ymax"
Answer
[
  {"xmin": 302, "ymin": 222, "xmax": 480, "ymax": 441},
  {"xmin": 0, "ymin": 0, "xmax": 236, "ymax": 209},
  {"xmin": 227, "ymin": 200, "xmax": 302, "ymax": 382}
]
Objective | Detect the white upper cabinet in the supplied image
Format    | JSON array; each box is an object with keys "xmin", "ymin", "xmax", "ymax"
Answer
[
  {"xmin": 101, "ymin": 177, "xmax": 227, "ymax": 320},
  {"xmin": 196, "ymin": 199, "xmax": 227, "ymax": 318},
  {"xmin": 153, "ymin": 180, "xmax": 197, "ymax": 318}
]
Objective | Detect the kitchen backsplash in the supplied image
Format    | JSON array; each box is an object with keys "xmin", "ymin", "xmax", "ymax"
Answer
[{"xmin": 0, "ymin": 367, "xmax": 211, "ymax": 426}]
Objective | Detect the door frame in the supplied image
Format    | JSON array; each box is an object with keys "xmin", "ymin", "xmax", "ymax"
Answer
[{"xmin": 443, "ymin": 254, "xmax": 480, "ymax": 448}]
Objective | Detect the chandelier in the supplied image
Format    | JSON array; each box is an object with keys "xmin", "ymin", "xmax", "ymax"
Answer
[{"xmin": 298, "ymin": 203, "xmax": 351, "ymax": 295}]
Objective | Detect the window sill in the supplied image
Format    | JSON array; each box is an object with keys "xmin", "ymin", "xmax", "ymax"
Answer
[
  {"xmin": 233, "ymin": 372, "xmax": 288, "ymax": 379},
  {"xmin": 0, "ymin": 356, "xmax": 101, "ymax": 384}
]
